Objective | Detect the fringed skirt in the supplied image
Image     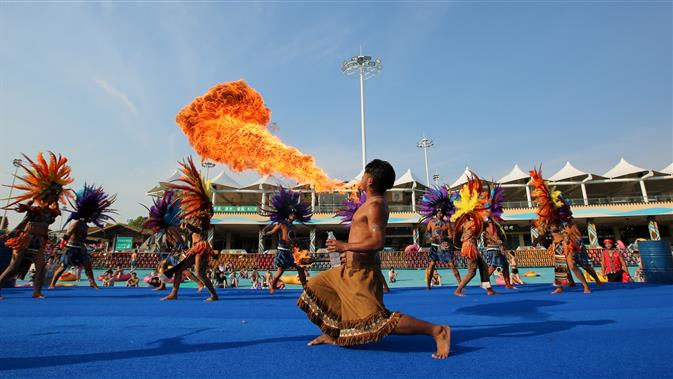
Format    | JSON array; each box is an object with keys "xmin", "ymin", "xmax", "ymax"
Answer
[
  {"xmin": 554, "ymin": 252, "xmax": 570, "ymax": 287},
  {"xmin": 297, "ymin": 264, "xmax": 401, "ymax": 346}
]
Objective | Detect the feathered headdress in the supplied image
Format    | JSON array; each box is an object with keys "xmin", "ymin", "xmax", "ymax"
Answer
[
  {"xmin": 486, "ymin": 184, "xmax": 505, "ymax": 223},
  {"xmin": 450, "ymin": 173, "xmax": 489, "ymax": 259},
  {"xmin": 143, "ymin": 191, "xmax": 183, "ymax": 234},
  {"xmin": 261, "ymin": 187, "xmax": 312, "ymax": 224},
  {"xmin": 168, "ymin": 157, "xmax": 213, "ymax": 222},
  {"xmin": 66, "ymin": 183, "xmax": 117, "ymax": 227},
  {"xmin": 529, "ymin": 167, "xmax": 573, "ymax": 235},
  {"xmin": 3, "ymin": 152, "xmax": 74, "ymax": 208},
  {"xmin": 336, "ymin": 191, "xmax": 366, "ymax": 227},
  {"xmin": 418, "ymin": 186, "xmax": 455, "ymax": 224}
]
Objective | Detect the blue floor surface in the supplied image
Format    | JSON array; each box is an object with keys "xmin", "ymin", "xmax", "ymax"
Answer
[{"xmin": 1, "ymin": 283, "xmax": 671, "ymax": 379}]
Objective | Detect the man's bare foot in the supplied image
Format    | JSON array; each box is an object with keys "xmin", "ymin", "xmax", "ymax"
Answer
[
  {"xmin": 48, "ymin": 285, "xmax": 56, "ymax": 289},
  {"xmin": 551, "ymin": 287, "xmax": 563, "ymax": 294},
  {"xmin": 505, "ymin": 285, "xmax": 514, "ymax": 289},
  {"xmin": 432, "ymin": 325, "xmax": 451, "ymax": 359},
  {"xmin": 583, "ymin": 288, "xmax": 591, "ymax": 294},
  {"xmin": 161, "ymin": 294, "xmax": 178, "ymax": 301},
  {"xmin": 268, "ymin": 285, "xmax": 276, "ymax": 294},
  {"xmin": 89, "ymin": 283, "xmax": 99, "ymax": 289},
  {"xmin": 204, "ymin": 295, "xmax": 218, "ymax": 302},
  {"xmin": 32, "ymin": 293, "xmax": 46, "ymax": 299},
  {"xmin": 453, "ymin": 290, "xmax": 465, "ymax": 297},
  {"xmin": 197, "ymin": 285, "xmax": 204, "ymax": 293},
  {"xmin": 308, "ymin": 334, "xmax": 336, "ymax": 346},
  {"xmin": 486, "ymin": 288, "xmax": 498, "ymax": 295}
]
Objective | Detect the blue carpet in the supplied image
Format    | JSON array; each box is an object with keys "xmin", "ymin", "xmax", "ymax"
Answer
[{"xmin": 1, "ymin": 283, "xmax": 671, "ymax": 379}]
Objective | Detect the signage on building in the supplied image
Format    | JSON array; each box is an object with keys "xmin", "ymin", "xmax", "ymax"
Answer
[
  {"xmin": 114, "ymin": 236, "xmax": 134, "ymax": 251},
  {"xmin": 213, "ymin": 205, "xmax": 258, "ymax": 213}
]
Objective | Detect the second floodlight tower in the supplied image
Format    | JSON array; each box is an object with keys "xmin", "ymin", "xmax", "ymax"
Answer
[{"xmin": 341, "ymin": 53, "xmax": 383, "ymax": 170}]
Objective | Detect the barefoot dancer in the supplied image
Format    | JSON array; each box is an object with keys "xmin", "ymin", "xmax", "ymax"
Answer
[
  {"xmin": 298, "ymin": 159, "xmax": 450, "ymax": 359},
  {"xmin": 482, "ymin": 221, "xmax": 514, "ymax": 289},
  {"xmin": 50, "ymin": 184, "xmax": 116, "ymax": 289},
  {"xmin": 418, "ymin": 186, "xmax": 460, "ymax": 289},
  {"xmin": 261, "ymin": 187, "xmax": 312, "ymax": 294},
  {"xmin": 337, "ymin": 191, "xmax": 390, "ymax": 292},
  {"xmin": 529, "ymin": 168, "xmax": 591, "ymax": 294},
  {"xmin": 452, "ymin": 174, "xmax": 496, "ymax": 296},
  {"xmin": 0, "ymin": 152, "xmax": 74, "ymax": 300},
  {"xmin": 142, "ymin": 191, "xmax": 203, "ymax": 292},
  {"xmin": 160, "ymin": 157, "xmax": 218, "ymax": 301}
]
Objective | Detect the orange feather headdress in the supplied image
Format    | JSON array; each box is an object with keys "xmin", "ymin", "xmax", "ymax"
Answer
[
  {"xmin": 3, "ymin": 152, "xmax": 74, "ymax": 208},
  {"xmin": 167, "ymin": 157, "xmax": 213, "ymax": 224}
]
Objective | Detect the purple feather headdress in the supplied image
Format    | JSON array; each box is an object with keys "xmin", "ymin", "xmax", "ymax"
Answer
[
  {"xmin": 418, "ymin": 186, "xmax": 455, "ymax": 224},
  {"xmin": 143, "ymin": 191, "xmax": 183, "ymax": 234},
  {"xmin": 487, "ymin": 184, "xmax": 506, "ymax": 222},
  {"xmin": 336, "ymin": 191, "xmax": 366, "ymax": 227},
  {"xmin": 66, "ymin": 183, "xmax": 117, "ymax": 227},
  {"xmin": 261, "ymin": 187, "xmax": 312, "ymax": 225}
]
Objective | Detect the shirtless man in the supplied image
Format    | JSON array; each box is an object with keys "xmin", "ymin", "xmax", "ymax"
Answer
[
  {"xmin": 297, "ymin": 159, "xmax": 450, "ymax": 359},
  {"xmin": 49, "ymin": 218, "xmax": 99, "ymax": 289},
  {"xmin": 425, "ymin": 213, "xmax": 461, "ymax": 289}
]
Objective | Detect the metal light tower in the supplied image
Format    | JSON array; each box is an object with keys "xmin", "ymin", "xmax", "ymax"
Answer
[
  {"xmin": 201, "ymin": 161, "xmax": 216, "ymax": 181},
  {"xmin": 341, "ymin": 51, "xmax": 383, "ymax": 170},
  {"xmin": 1, "ymin": 158, "xmax": 23, "ymax": 229},
  {"xmin": 417, "ymin": 137, "xmax": 434, "ymax": 186},
  {"xmin": 433, "ymin": 173, "xmax": 440, "ymax": 186}
]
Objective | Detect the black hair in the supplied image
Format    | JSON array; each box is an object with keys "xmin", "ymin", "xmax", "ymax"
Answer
[{"xmin": 365, "ymin": 159, "xmax": 396, "ymax": 195}]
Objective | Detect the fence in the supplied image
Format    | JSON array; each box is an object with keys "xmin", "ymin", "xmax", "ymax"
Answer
[{"xmin": 89, "ymin": 248, "xmax": 640, "ymax": 270}]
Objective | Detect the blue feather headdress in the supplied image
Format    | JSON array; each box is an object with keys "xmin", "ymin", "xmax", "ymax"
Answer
[
  {"xmin": 336, "ymin": 191, "xmax": 366, "ymax": 227},
  {"xmin": 143, "ymin": 191, "xmax": 183, "ymax": 233},
  {"xmin": 66, "ymin": 183, "xmax": 117, "ymax": 227},
  {"xmin": 486, "ymin": 184, "xmax": 505, "ymax": 223},
  {"xmin": 418, "ymin": 186, "xmax": 455, "ymax": 224},
  {"xmin": 261, "ymin": 187, "xmax": 312, "ymax": 225}
]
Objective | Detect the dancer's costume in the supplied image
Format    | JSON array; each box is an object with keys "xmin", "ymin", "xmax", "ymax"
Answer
[
  {"xmin": 529, "ymin": 168, "xmax": 579, "ymax": 288},
  {"xmin": 418, "ymin": 186, "xmax": 456, "ymax": 263},
  {"xmin": 298, "ymin": 191, "xmax": 400, "ymax": 346},
  {"xmin": 142, "ymin": 191, "xmax": 185, "ymax": 275},
  {"xmin": 260, "ymin": 187, "xmax": 312, "ymax": 270},
  {"xmin": 1, "ymin": 153, "xmax": 73, "ymax": 280},
  {"xmin": 162, "ymin": 158, "xmax": 214, "ymax": 279},
  {"xmin": 451, "ymin": 174, "xmax": 492, "ymax": 289},
  {"xmin": 481, "ymin": 185, "xmax": 508, "ymax": 269},
  {"xmin": 61, "ymin": 184, "xmax": 116, "ymax": 268}
]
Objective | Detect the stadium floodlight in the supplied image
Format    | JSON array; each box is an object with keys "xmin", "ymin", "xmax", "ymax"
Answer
[
  {"xmin": 417, "ymin": 137, "xmax": 434, "ymax": 186},
  {"xmin": 341, "ymin": 52, "xmax": 383, "ymax": 170},
  {"xmin": 1, "ymin": 159, "xmax": 23, "ymax": 229}
]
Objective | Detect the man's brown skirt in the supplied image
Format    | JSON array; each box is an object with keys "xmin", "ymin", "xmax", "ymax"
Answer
[{"xmin": 297, "ymin": 263, "xmax": 401, "ymax": 346}]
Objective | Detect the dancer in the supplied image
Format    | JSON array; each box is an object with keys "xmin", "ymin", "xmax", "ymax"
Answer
[
  {"xmin": 261, "ymin": 187, "xmax": 312, "ymax": 294},
  {"xmin": 142, "ymin": 191, "xmax": 203, "ymax": 292},
  {"xmin": 160, "ymin": 157, "xmax": 218, "ymax": 301},
  {"xmin": 298, "ymin": 159, "xmax": 450, "ymax": 359},
  {"xmin": 0, "ymin": 152, "xmax": 74, "ymax": 300},
  {"xmin": 337, "ymin": 191, "xmax": 390, "ymax": 292},
  {"xmin": 529, "ymin": 168, "xmax": 591, "ymax": 294},
  {"xmin": 452, "ymin": 174, "xmax": 496, "ymax": 296},
  {"xmin": 418, "ymin": 186, "xmax": 460, "ymax": 290},
  {"xmin": 567, "ymin": 227, "xmax": 602, "ymax": 285},
  {"xmin": 482, "ymin": 221, "xmax": 513, "ymax": 289},
  {"xmin": 49, "ymin": 184, "xmax": 116, "ymax": 289}
]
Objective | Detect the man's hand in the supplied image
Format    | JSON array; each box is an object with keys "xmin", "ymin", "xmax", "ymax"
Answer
[{"xmin": 326, "ymin": 239, "xmax": 347, "ymax": 253}]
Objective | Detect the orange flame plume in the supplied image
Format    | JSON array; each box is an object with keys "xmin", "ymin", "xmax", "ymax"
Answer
[
  {"xmin": 293, "ymin": 246, "xmax": 312, "ymax": 268},
  {"xmin": 176, "ymin": 80, "xmax": 338, "ymax": 191}
]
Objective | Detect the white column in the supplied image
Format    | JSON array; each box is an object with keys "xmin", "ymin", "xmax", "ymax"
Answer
[
  {"xmin": 525, "ymin": 185, "xmax": 532, "ymax": 207},
  {"xmin": 581, "ymin": 183, "xmax": 589, "ymax": 206},
  {"xmin": 639, "ymin": 180, "xmax": 649, "ymax": 203},
  {"xmin": 311, "ymin": 190, "xmax": 316, "ymax": 209},
  {"xmin": 411, "ymin": 183, "xmax": 417, "ymax": 212}
]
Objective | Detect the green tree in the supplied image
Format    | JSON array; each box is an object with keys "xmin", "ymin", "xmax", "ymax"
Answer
[{"xmin": 127, "ymin": 216, "xmax": 147, "ymax": 229}]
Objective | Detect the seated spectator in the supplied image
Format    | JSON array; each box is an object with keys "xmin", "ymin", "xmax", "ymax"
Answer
[
  {"xmin": 113, "ymin": 266, "xmax": 125, "ymax": 281},
  {"xmin": 126, "ymin": 272, "xmax": 140, "ymax": 287},
  {"xmin": 214, "ymin": 269, "xmax": 226, "ymax": 289},
  {"xmin": 388, "ymin": 267, "xmax": 397, "ymax": 283},
  {"xmin": 431, "ymin": 270, "xmax": 442, "ymax": 287},
  {"xmin": 103, "ymin": 273, "xmax": 115, "ymax": 287},
  {"xmin": 229, "ymin": 272, "xmax": 238, "ymax": 288}
]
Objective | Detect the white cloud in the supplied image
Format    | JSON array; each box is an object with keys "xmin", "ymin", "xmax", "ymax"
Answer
[{"xmin": 94, "ymin": 78, "xmax": 138, "ymax": 114}]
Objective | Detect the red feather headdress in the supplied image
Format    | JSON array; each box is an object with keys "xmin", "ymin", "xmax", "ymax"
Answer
[{"xmin": 3, "ymin": 152, "xmax": 74, "ymax": 208}]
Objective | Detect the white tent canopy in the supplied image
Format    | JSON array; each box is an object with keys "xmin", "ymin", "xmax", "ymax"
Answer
[
  {"xmin": 210, "ymin": 170, "xmax": 241, "ymax": 189},
  {"xmin": 661, "ymin": 163, "xmax": 673, "ymax": 175},
  {"xmin": 243, "ymin": 175, "xmax": 296, "ymax": 190},
  {"xmin": 549, "ymin": 162, "xmax": 590, "ymax": 182},
  {"xmin": 499, "ymin": 164, "xmax": 529, "ymax": 184},
  {"xmin": 603, "ymin": 158, "xmax": 652, "ymax": 179},
  {"xmin": 344, "ymin": 170, "xmax": 365, "ymax": 187},
  {"xmin": 450, "ymin": 167, "xmax": 472, "ymax": 189},
  {"xmin": 394, "ymin": 169, "xmax": 425, "ymax": 187},
  {"xmin": 160, "ymin": 170, "xmax": 181, "ymax": 184}
]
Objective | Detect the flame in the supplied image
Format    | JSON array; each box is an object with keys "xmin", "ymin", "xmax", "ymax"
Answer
[
  {"xmin": 176, "ymin": 80, "xmax": 338, "ymax": 191},
  {"xmin": 293, "ymin": 246, "xmax": 311, "ymax": 268}
]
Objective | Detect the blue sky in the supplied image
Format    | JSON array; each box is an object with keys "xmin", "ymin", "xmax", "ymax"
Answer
[{"xmin": 1, "ymin": 1, "xmax": 671, "ymax": 226}]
